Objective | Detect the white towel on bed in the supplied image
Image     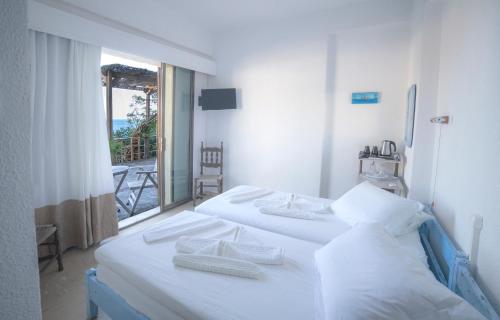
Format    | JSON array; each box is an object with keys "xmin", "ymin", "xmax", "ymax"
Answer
[
  {"xmin": 143, "ymin": 217, "xmax": 223, "ymax": 243},
  {"xmin": 172, "ymin": 254, "xmax": 262, "ymax": 279},
  {"xmin": 176, "ymin": 237, "xmax": 285, "ymax": 265},
  {"xmin": 259, "ymin": 206, "xmax": 316, "ymax": 220},
  {"xmin": 254, "ymin": 193, "xmax": 331, "ymax": 213},
  {"xmin": 210, "ymin": 226, "xmax": 263, "ymax": 245},
  {"xmin": 225, "ymin": 188, "xmax": 274, "ymax": 203}
]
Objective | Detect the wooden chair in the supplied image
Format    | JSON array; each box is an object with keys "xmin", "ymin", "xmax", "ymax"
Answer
[
  {"xmin": 36, "ymin": 224, "xmax": 63, "ymax": 272},
  {"xmin": 193, "ymin": 142, "xmax": 223, "ymax": 206}
]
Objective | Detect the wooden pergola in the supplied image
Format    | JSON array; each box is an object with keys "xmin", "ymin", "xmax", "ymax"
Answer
[
  {"xmin": 102, "ymin": 64, "xmax": 159, "ymax": 161},
  {"xmin": 101, "ymin": 64, "xmax": 158, "ymax": 139}
]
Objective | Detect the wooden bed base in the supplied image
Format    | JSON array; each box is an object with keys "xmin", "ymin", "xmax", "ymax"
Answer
[{"xmin": 86, "ymin": 209, "xmax": 499, "ymax": 320}]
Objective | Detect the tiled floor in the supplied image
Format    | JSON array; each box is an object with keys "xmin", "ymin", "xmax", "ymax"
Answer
[
  {"xmin": 113, "ymin": 158, "xmax": 159, "ymax": 220},
  {"xmin": 40, "ymin": 201, "xmax": 194, "ymax": 320}
]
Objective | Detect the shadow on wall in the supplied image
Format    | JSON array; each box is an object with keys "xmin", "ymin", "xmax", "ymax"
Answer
[
  {"xmin": 319, "ymin": 35, "xmax": 336, "ymax": 198},
  {"xmin": 434, "ymin": 200, "xmax": 457, "ymax": 246}
]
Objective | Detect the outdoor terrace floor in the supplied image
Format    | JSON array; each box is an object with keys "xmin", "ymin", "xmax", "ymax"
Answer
[{"xmin": 113, "ymin": 158, "xmax": 158, "ymax": 221}]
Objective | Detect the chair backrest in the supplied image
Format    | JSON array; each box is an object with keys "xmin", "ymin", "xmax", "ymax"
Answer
[{"xmin": 200, "ymin": 142, "xmax": 223, "ymax": 175}]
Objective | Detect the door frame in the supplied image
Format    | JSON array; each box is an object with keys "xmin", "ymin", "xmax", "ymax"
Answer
[{"xmin": 157, "ymin": 63, "xmax": 195, "ymax": 212}]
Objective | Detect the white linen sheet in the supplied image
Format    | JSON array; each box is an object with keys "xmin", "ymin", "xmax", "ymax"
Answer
[
  {"xmin": 95, "ymin": 211, "xmax": 321, "ymax": 320},
  {"xmin": 224, "ymin": 187, "xmax": 274, "ymax": 203},
  {"xmin": 195, "ymin": 186, "xmax": 350, "ymax": 244},
  {"xmin": 142, "ymin": 216, "xmax": 223, "ymax": 243},
  {"xmin": 97, "ymin": 265, "xmax": 184, "ymax": 320}
]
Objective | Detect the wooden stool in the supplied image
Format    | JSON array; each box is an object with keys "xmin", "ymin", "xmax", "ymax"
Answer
[{"xmin": 36, "ymin": 224, "xmax": 63, "ymax": 272}]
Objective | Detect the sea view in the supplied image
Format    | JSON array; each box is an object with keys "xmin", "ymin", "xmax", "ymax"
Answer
[{"xmin": 113, "ymin": 119, "xmax": 131, "ymax": 132}]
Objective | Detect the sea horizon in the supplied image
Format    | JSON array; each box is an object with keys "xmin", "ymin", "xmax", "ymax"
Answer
[{"xmin": 112, "ymin": 119, "xmax": 131, "ymax": 132}]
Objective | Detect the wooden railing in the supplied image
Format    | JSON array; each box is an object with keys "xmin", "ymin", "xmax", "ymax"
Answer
[{"xmin": 110, "ymin": 135, "xmax": 157, "ymax": 164}]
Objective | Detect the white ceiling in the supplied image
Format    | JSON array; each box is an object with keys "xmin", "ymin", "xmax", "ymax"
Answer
[{"xmin": 152, "ymin": 0, "xmax": 368, "ymax": 32}]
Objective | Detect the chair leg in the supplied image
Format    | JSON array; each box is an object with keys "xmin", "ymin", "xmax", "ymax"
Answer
[
  {"xmin": 54, "ymin": 228, "xmax": 63, "ymax": 272},
  {"xmin": 193, "ymin": 178, "xmax": 199, "ymax": 206}
]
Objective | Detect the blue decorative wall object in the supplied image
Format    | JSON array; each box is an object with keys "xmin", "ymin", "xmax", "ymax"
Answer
[{"xmin": 352, "ymin": 92, "xmax": 379, "ymax": 104}]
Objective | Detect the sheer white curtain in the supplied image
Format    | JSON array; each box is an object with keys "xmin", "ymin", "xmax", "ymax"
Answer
[{"xmin": 30, "ymin": 31, "xmax": 117, "ymax": 249}]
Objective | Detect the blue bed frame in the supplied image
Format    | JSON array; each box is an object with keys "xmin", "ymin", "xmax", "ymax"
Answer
[
  {"xmin": 85, "ymin": 210, "xmax": 499, "ymax": 320},
  {"xmin": 419, "ymin": 215, "xmax": 499, "ymax": 319}
]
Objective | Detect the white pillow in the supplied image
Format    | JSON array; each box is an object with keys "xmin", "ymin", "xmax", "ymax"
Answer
[
  {"xmin": 406, "ymin": 210, "xmax": 434, "ymax": 232},
  {"xmin": 314, "ymin": 223, "xmax": 486, "ymax": 320},
  {"xmin": 397, "ymin": 230, "xmax": 429, "ymax": 267},
  {"xmin": 331, "ymin": 181, "xmax": 424, "ymax": 236}
]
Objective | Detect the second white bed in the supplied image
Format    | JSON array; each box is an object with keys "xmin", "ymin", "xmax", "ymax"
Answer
[
  {"xmin": 194, "ymin": 185, "xmax": 350, "ymax": 244},
  {"xmin": 194, "ymin": 185, "xmax": 428, "ymax": 264}
]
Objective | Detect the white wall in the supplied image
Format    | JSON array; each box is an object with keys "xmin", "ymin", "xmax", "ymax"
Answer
[
  {"xmin": 326, "ymin": 23, "xmax": 411, "ymax": 198},
  {"xmin": 0, "ymin": 0, "xmax": 42, "ymax": 318},
  {"xmin": 205, "ymin": 19, "xmax": 329, "ymax": 195},
  {"xmin": 406, "ymin": 0, "xmax": 500, "ymax": 311},
  {"xmin": 204, "ymin": 0, "xmax": 413, "ymax": 196},
  {"xmin": 433, "ymin": 0, "xmax": 500, "ymax": 311},
  {"xmin": 404, "ymin": 0, "xmax": 443, "ymax": 203},
  {"xmin": 59, "ymin": 0, "xmax": 213, "ymax": 56},
  {"xmin": 28, "ymin": 0, "xmax": 216, "ymax": 74}
]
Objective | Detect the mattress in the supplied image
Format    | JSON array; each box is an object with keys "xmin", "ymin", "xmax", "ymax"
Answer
[
  {"xmin": 195, "ymin": 185, "xmax": 350, "ymax": 244},
  {"xmin": 95, "ymin": 211, "xmax": 321, "ymax": 320}
]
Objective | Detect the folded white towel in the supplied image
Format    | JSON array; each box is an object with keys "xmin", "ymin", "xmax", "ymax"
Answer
[
  {"xmin": 210, "ymin": 226, "xmax": 263, "ymax": 245},
  {"xmin": 259, "ymin": 206, "xmax": 316, "ymax": 220},
  {"xmin": 254, "ymin": 193, "xmax": 331, "ymax": 213},
  {"xmin": 225, "ymin": 188, "xmax": 274, "ymax": 204},
  {"xmin": 143, "ymin": 217, "xmax": 223, "ymax": 243},
  {"xmin": 176, "ymin": 237, "xmax": 284, "ymax": 265},
  {"xmin": 173, "ymin": 254, "xmax": 262, "ymax": 279},
  {"xmin": 209, "ymin": 226, "xmax": 243, "ymax": 242}
]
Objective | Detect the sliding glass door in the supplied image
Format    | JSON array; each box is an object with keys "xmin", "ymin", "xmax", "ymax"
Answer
[
  {"xmin": 171, "ymin": 67, "xmax": 194, "ymax": 202},
  {"xmin": 158, "ymin": 64, "xmax": 194, "ymax": 211}
]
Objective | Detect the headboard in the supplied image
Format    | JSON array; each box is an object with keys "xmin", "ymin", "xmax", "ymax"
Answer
[{"xmin": 419, "ymin": 210, "xmax": 499, "ymax": 319}]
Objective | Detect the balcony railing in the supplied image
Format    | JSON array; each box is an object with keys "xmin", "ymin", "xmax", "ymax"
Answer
[{"xmin": 110, "ymin": 135, "xmax": 157, "ymax": 164}]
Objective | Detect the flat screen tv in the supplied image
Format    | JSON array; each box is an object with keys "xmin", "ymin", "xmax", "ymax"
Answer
[{"xmin": 199, "ymin": 88, "xmax": 237, "ymax": 110}]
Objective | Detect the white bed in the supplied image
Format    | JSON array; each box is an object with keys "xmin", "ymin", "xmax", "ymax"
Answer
[
  {"xmin": 194, "ymin": 185, "xmax": 350, "ymax": 244},
  {"xmin": 89, "ymin": 187, "xmax": 496, "ymax": 320},
  {"xmin": 95, "ymin": 211, "xmax": 321, "ymax": 320}
]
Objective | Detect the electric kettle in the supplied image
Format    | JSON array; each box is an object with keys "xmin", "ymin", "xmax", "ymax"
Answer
[{"xmin": 380, "ymin": 140, "xmax": 396, "ymax": 157}]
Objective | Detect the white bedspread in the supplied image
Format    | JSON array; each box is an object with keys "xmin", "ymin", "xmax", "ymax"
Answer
[
  {"xmin": 95, "ymin": 211, "xmax": 321, "ymax": 320},
  {"xmin": 195, "ymin": 185, "xmax": 350, "ymax": 244}
]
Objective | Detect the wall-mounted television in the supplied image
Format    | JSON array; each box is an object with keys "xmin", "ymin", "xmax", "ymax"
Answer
[{"xmin": 199, "ymin": 88, "xmax": 237, "ymax": 110}]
